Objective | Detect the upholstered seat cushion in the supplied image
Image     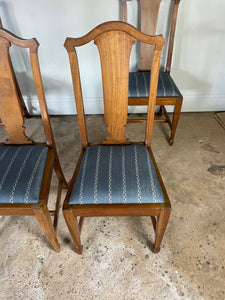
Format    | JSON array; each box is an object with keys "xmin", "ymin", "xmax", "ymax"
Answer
[
  {"xmin": 69, "ymin": 145, "xmax": 164, "ymax": 205},
  {"xmin": 0, "ymin": 145, "xmax": 48, "ymax": 204},
  {"xmin": 129, "ymin": 71, "xmax": 180, "ymax": 97}
]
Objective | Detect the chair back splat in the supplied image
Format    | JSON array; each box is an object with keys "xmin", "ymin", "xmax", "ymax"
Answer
[
  {"xmin": 0, "ymin": 17, "xmax": 30, "ymax": 122},
  {"xmin": 0, "ymin": 38, "xmax": 28, "ymax": 142},
  {"xmin": 63, "ymin": 22, "xmax": 171, "ymax": 255},
  {"xmin": 0, "ymin": 28, "xmax": 67, "ymax": 252},
  {"xmin": 139, "ymin": 0, "xmax": 161, "ymax": 71}
]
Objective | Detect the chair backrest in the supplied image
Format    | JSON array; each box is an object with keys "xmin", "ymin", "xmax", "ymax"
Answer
[
  {"xmin": 0, "ymin": 28, "xmax": 56, "ymax": 147},
  {"xmin": 64, "ymin": 21, "xmax": 165, "ymax": 147},
  {"xmin": 121, "ymin": 0, "xmax": 181, "ymax": 73}
]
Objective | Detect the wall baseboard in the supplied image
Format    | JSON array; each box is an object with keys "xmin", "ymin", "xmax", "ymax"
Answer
[{"xmin": 24, "ymin": 94, "xmax": 225, "ymax": 115}]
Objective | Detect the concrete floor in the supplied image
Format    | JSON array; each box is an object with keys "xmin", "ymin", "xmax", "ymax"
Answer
[{"xmin": 0, "ymin": 112, "xmax": 225, "ymax": 300}]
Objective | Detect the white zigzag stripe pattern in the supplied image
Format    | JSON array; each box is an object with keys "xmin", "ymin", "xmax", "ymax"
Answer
[
  {"xmin": 134, "ymin": 145, "xmax": 142, "ymax": 203},
  {"xmin": 0, "ymin": 147, "xmax": 21, "ymax": 191},
  {"xmin": 94, "ymin": 147, "xmax": 101, "ymax": 204},
  {"xmin": 10, "ymin": 147, "xmax": 34, "ymax": 203},
  {"xmin": 24, "ymin": 148, "xmax": 46, "ymax": 203},
  {"xmin": 79, "ymin": 148, "xmax": 89, "ymax": 204},
  {"xmin": 108, "ymin": 146, "xmax": 112, "ymax": 204},
  {"xmin": 146, "ymin": 147, "xmax": 157, "ymax": 203},
  {"xmin": 0, "ymin": 147, "xmax": 10, "ymax": 162},
  {"xmin": 122, "ymin": 146, "xmax": 127, "ymax": 203}
]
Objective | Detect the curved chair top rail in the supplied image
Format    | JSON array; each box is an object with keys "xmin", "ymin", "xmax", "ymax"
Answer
[
  {"xmin": 0, "ymin": 28, "xmax": 38, "ymax": 52},
  {"xmin": 64, "ymin": 21, "xmax": 165, "ymax": 50}
]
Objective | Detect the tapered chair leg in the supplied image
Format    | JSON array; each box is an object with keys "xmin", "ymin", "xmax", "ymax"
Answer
[
  {"xmin": 151, "ymin": 216, "xmax": 157, "ymax": 232},
  {"xmin": 63, "ymin": 209, "xmax": 83, "ymax": 254},
  {"xmin": 169, "ymin": 99, "xmax": 182, "ymax": 146},
  {"xmin": 34, "ymin": 205, "xmax": 60, "ymax": 252},
  {"xmin": 158, "ymin": 105, "xmax": 164, "ymax": 116},
  {"xmin": 54, "ymin": 158, "xmax": 68, "ymax": 189},
  {"xmin": 153, "ymin": 208, "xmax": 171, "ymax": 253}
]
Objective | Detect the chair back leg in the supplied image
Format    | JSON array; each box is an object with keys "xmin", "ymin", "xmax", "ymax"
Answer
[{"xmin": 169, "ymin": 98, "xmax": 183, "ymax": 145}]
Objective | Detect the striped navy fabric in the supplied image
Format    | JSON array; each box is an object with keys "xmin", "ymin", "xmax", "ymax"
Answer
[
  {"xmin": 69, "ymin": 145, "xmax": 165, "ymax": 205},
  {"xmin": 128, "ymin": 71, "xmax": 180, "ymax": 97},
  {"xmin": 0, "ymin": 145, "xmax": 48, "ymax": 204}
]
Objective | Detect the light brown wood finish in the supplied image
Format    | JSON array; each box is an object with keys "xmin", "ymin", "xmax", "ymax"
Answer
[
  {"xmin": 145, "ymin": 39, "xmax": 163, "ymax": 146},
  {"xmin": 121, "ymin": 0, "xmax": 183, "ymax": 146},
  {"xmin": 0, "ymin": 37, "xmax": 31, "ymax": 143},
  {"xmin": 0, "ymin": 18, "xmax": 30, "ymax": 121},
  {"xmin": 0, "ymin": 28, "xmax": 67, "ymax": 252},
  {"xmin": 63, "ymin": 210, "xmax": 83, "ymax": 254},
  {"xmin": 166, "ymin": 0, "xmax": 181, "ymax": 73},
  {"xmin": 63, "ymin": 21, "xmax": 170, "ymax": 254},
  {"xmin": 96, "ymin": 31, "xmax": 134, "ymax": 144},
  {"xmin": 65, "ymin": 46, "xmax": 88, "ymax": 148}
]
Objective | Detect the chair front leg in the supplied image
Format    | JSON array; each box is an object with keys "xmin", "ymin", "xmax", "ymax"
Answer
[
  {"xmin": 63, "ymin": 209, "xmax": 83, "ymax": 254},
  {"xmin": 33, "ymin": 205, "xmax": 60, "ymax": 252},
  {"xmin": 153, "ymin": 208, "xmax": 171, "ymax": 253}
]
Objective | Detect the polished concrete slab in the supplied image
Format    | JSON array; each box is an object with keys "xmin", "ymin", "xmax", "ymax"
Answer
[{"xmin": 0, "ymin": 112, "xmax": 225, "ymax": 300}]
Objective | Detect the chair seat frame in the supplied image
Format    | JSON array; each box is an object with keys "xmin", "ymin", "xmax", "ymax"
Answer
[{"xmin": 63, "ymin": 145, "xmax": 170, "ymax": 254}]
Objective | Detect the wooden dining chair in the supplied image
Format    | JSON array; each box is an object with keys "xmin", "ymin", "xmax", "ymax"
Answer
[
  {"xmin": 63, "ymin": 21, "xmax": 171, "ymax": 255},
  {"xmin": 0, "ymin": 17, "xmax": 30, "ymax": 123},
  {"xmin": 0, "ymin": 28, "xmax": 67, "ymax": 252},
  {"xmin": 121, "ymin": 0, "xmax": 183, "ymax": 145}
]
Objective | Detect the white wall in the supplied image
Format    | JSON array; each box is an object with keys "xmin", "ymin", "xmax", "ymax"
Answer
[
  {"xmin": 1, "ymin": 0, "xmax": 225, "ymax": 114},
  {"xmin": 172, "ymin": 0, "xmax": 225, "ymax": 112}
]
